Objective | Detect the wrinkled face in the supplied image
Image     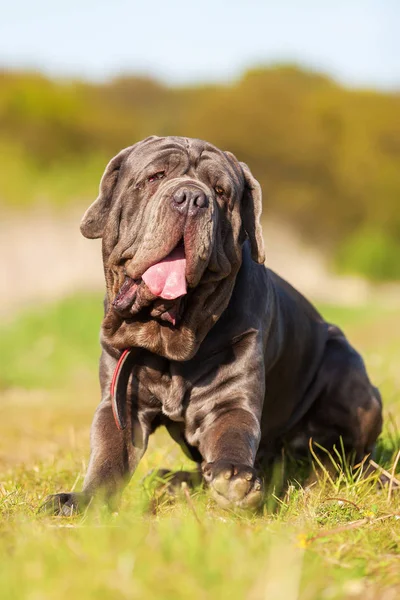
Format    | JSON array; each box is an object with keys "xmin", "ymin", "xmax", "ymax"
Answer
[{"xmin": 81, "ymin": 136, "xmax": 264, "ymax": 360}]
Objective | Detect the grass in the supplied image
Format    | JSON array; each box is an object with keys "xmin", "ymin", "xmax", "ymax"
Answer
[
  {"xmin": 1, "ymin": 295, "xmax": 400, "ymax": 600},
  {"xmin": 0, "ymin": 294, "xmax": 102, "ymax": 390}
]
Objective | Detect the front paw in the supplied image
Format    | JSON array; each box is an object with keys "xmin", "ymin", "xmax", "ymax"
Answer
[
  {"xmin": 40, "ymin": 492, "xmax": 90, "ymax": 516},
  {"xmin": 202, "ymin": 461, "xmax": 263, "ymax": 510}
]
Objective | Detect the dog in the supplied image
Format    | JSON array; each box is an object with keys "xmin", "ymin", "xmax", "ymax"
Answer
[{"xmin": 44, "ymin": 136, "xmax": 382, "ymax": 513}]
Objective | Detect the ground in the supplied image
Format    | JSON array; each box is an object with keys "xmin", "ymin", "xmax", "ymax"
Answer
[{"xmin": 0, "ymin": 296, "xmax": 399, "ymax": 600}]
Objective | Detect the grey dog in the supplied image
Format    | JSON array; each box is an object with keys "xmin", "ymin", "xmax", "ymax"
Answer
[{"xmin": 44, "ymin": 136, "xmax": 382, "ymax": 513}]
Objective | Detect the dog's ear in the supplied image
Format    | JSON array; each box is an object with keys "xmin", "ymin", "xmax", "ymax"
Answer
[
  {"xmin": 239, "ymin": 162, "xmax": 266, "ymax": 264},
  {"xmin": 80, "ymin": 146, "xmax": 133, "ymax": 239}
]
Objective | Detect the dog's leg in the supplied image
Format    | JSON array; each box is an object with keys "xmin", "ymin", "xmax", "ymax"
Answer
[
  {"xmin": 83, "ymin": 397, "xmax": 149, "ymax": 507},
  {"xmin": 42, "ymin": 397, "xmax": 149, "ymax": 515},
  {"xmin": 42, "ymin": 350, "xmax": 150, "ymax": 516},
  {"xmin": 285, "ymin": 337, "xmax": 383, "ymax": 479},
  {"xmin": 199, "ymin": 408, "xmax": 263, "ymax": 509}
]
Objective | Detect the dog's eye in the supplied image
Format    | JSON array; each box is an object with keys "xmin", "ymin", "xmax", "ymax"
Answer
[
  {"xmin": 214, "ymin": 186, "xmax": 225, "ymax": 196},
  {"xmin": 148, "ymin": 171, "xmax": 165, "ymax": 183}
]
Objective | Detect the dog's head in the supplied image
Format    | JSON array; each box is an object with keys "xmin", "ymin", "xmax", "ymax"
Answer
[{"xmin": 81, "ymin": 136, "xmax": 265, "ymax": 360}]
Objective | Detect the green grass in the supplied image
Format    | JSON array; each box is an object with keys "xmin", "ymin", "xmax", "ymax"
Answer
[
  {"xmin": 0, "ymin": 294, "xmax": 103, "ymax": 390},
  {"xmin": 1, "ymin": 295, "xmax": 400, "ymax": 599}
]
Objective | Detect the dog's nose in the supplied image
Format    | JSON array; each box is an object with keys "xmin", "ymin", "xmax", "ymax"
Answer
[{"xmin": 171, "ymin": 187, "xmax": 208, "ymax": 215}]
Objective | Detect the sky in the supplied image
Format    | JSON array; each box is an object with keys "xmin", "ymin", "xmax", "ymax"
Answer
[{"xmin": 1, "ymin": 0, "xmax": 399, "ymax": 89}]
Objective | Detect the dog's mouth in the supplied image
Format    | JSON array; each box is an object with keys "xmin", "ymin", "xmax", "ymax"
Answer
[
  {"xmin": 112, "ymin": 241, "xmax": 188, "ymax": 327},
  {"xmin": 142, "ymin": 242, "xmax": 186, "ymax": 300}
]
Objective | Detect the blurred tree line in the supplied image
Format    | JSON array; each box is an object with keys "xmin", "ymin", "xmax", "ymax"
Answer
[{"xmin": 1, "ymin": 66, "xmax": 399, "ymax": 280}]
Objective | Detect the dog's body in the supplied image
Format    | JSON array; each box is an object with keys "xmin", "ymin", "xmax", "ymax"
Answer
[{"xmin": 46, "ymin": 136, "xmax": 382, "ymax": 513}]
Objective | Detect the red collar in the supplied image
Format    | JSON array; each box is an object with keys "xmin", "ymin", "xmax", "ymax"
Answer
[{"xmin": 110, "ymin": 349, "xmax": 133, "ymax": 430}]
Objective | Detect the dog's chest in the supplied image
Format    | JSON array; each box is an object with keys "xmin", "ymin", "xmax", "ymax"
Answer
[{"xmin": 135, "ymin": 359, "xmax": 191, "ymax": 422}]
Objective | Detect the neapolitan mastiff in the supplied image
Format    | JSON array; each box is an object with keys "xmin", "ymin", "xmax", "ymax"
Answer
[{"xmin": 45, "ymin": 136, "xmax": 382, "ymax": 513}]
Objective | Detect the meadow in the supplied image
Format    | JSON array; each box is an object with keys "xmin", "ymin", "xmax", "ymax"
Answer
[{"xmin": 0, "ymin": 295, "xmax": 399, "ymax": 599}]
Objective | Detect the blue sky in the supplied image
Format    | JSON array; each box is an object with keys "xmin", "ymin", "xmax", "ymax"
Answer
[{"xmin": 1, "ymin": 0, "xmax": 399, "ymax": 89}]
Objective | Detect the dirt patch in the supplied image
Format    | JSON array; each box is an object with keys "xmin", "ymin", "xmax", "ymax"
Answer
[{"xmin": 0, "ymin": 209, "xmax": 103, "ymax": 318}]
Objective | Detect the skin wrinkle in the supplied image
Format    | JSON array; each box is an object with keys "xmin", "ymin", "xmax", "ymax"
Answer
[
  {"xmin": 44, "ymin": 136, "xmax": 383, "ymax": 514},
  {"xmin": 98, "ymin": 139, "xmax": 243, "ymax": 360}
]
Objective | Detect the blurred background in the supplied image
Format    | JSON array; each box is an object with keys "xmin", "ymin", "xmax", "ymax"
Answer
[{"xmin": 1, "ymin": 0, "xmax": 400, "ymax": 436}]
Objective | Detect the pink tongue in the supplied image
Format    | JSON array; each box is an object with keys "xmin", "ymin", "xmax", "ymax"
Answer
[{"xmin": 142, "ymin": 247, "xmax": 187, "ymax": 300}]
